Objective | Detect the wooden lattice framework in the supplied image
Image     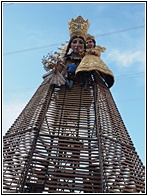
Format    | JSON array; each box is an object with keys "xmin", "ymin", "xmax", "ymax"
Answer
[{"xmin": 3, "ymin": 79, "xmax": 145, "ymax": 193}]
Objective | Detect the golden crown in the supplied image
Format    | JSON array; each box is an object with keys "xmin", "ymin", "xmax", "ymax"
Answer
[{"xmin": 68, "ymin": 16, "xmax": 90, "ymax": 39}]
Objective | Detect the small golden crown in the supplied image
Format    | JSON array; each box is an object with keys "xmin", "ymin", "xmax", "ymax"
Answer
[
  {"xmin": 86, "ymin": 34, "xmax": 95, "ymax": 41},
  {"xmin": 68, "ymin": 16, "xmax": 90, "ymax": 39}
]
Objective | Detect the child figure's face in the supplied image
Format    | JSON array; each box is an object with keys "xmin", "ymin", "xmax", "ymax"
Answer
[{"xmin": 86, "ymin": 39, "xmax": 95, "ymax": 49}]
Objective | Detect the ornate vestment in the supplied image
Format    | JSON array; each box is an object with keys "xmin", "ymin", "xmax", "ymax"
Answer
[{"xmin": 75, "ymin": 46, "xmax": 114, "ymax": 87}]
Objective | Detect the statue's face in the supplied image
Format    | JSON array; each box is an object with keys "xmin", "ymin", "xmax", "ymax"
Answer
[
  {"xmin": 86, "ymin": 39, "xmax": 94, "ymax": 49},
  {"xmin": 71, "ymin": 38, "xmax": 84, "ymax": 54}
]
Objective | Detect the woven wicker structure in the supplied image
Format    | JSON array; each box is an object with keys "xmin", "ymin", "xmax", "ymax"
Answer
[{"xmin": 3, "ymin": 78, "xmax": 145, "ymax": 193}]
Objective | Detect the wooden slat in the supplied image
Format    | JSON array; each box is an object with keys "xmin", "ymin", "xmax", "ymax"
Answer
[{"xmin": 3, "ymin": 83, "xmax": 145, "ymax": 193}]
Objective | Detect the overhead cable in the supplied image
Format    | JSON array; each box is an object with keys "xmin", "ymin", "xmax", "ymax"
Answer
[
  {"xmin": 4, "ymin": 25, "xmax": 144, "ymax": 56},
  {"xmin": 3, "ymin": 72, "xmax": 144, "ymax": 94}
]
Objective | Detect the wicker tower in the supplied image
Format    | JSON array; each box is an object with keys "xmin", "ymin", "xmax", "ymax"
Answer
[
  {"xmin": 3, "ymin": 79, "xmax": 145, "ymax": 193},
  {"xmin": 3, "ymin": 16, "xmax": 145, "ymax": 193}
]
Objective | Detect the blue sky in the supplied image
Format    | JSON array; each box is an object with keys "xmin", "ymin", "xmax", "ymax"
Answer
[{"xmin": 2, "ymin": 2, "xmax": 145, "ymax": 165}]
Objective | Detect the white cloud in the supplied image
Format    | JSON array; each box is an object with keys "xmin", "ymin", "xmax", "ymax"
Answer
[
  {"xmin": 106, "ymin": 49, "xmax": 145, "ymax": 71},
  {"xmin": 2, "ymin": 102, "xmax": 26, "ymax": 135}
]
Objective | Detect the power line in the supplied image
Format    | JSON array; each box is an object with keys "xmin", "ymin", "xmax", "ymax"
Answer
[
  {"xmin": 95, "ymin": 25, "xmax": 144, "ymax": 37},
  {"xmin": 3, "ymin": 87, "xmax": 36, "ymax": 93},
  {"xmin": 4, "ymin": 25, "xmax": 144, "ymax": 56},
  {"xmin": 4, "ymin": 43, "xmax": 61, "ymax": 56},
  {"xmin": 3, "ymin": 3, "xmax": 14, "ymax": 7},
  {"xmin": 116, "ymin": 72, "xmax": 144, "ymax": 79},
  {"xmin": 3, "ymin": 72, "xmax": 144, "ymax": 94}
]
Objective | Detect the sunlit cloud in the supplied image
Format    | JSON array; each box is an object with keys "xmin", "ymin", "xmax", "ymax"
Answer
[
  {"xmin": 3, "ymin": 102, "xmax": 26, "ymax": 135},
  {"xmin": 106, "ymin": 49, "xmax": 145, "ymax": 71}
]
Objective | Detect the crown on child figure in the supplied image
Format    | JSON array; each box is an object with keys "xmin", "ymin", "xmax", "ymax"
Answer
[
  {"xmin": 68, "ymin": 16, "xmax": 90, "ymax": 39},
  {"xmin": 86, "ymin": 34, "xmax": 95, "ymax": 41}
]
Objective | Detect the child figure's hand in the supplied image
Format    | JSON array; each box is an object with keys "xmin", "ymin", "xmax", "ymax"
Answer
[
  {"xmin": 86, "ymin": 48, "xmax": 93, "ymax": 54},
  {"xmin": 86, "ymin": 48, "xmax": 100, "ymax": 56}
]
